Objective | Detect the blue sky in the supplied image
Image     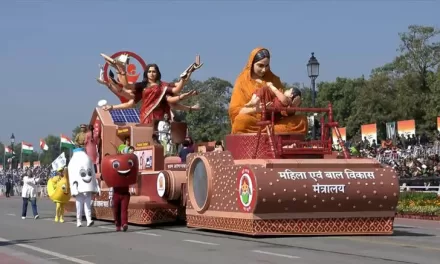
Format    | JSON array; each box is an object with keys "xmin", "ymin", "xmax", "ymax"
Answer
[{"xmin": 0, "ymin": 0, "xmax": 439, "ymax": 151}]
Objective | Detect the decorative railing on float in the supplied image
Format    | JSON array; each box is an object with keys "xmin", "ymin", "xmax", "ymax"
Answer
[{"xmin": 256, "ymin": 101, "xmax": 350, "ymax": 159}]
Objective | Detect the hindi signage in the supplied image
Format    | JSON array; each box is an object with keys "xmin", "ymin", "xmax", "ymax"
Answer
[{"xmin": 278, "ymin": 169, "xmax": 375, "ymax": 181}]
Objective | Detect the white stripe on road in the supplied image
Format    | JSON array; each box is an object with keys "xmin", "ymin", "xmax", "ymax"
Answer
[
  {"xmin": 6, "ymin": 213, "xmax": 16, "ymax": 216},
  {"xmin": 0, "ymin": 237, "xmax": 95, "ymax": 264},
  {"xmin": 136, "ymin": 232, "xmax": 161, "ymax": 237},
  {"xmin": 395, "ymin": 224, "xmax": 440, "ymax": 231},
  {"xmin": 183, "ymin": 239, "xmax": 219, "ymax": 246},
  {"xmin": 46, "ymin": 255, "xmax": 94, "ymax": 261},
  {"xmin": 97, "ymin": 226, "xmax": 114, "ymax": 230},
  {"xmin": 252, "ymin": 250, "xmax": 300, "ymax": 259}
]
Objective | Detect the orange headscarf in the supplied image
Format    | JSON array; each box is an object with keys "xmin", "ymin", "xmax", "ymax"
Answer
[{"xmin": 228, "ymin": 47, "xmax": 284, "ymax": 124}]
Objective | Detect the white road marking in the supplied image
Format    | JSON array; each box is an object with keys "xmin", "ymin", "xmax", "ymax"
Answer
[
  {"xmin": 0, "ymin": 237, "xmax": 96, "ymax": 264},
  {"xmin": 183, "ymin": 239, "xmax": 219, "ymax": 246},
  {"xmin": 97, "ymin": 226, "xmax": 114, "ymax": 230},
  {"xmin": 6, "ymin": 213, "xmax": 16, "ymax": 216},
  {"xmin": 395, "ymin": 224, "xmax": 440, "ymax": 231},
  {"xmin": 135, "ymin": 231, "xmax": 161, "ymax": 237},
  {"xmin": 252, "ymin": 250, "xmax": 300, "ymax": 259},
  {"xmin": 46, "ymin": 255, "xmax": 94, "ymax": 260}
]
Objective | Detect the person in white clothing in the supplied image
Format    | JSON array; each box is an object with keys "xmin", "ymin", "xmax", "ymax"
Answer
[{"xmin": 21, "ymin": 170, "xmax": 40, "ymax": 219}]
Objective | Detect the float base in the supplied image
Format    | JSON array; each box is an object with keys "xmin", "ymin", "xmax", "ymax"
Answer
[
  {"xmin": 186, "ymin": 215, "xmax": 394, "ymax": 236},
  {"xmin": 65, "ymin": 199, "xmax": 179, "ymax": 225}
]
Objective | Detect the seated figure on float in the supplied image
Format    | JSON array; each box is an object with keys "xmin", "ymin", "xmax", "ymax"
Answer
[{"xmin": 229, "ymin": 47, "xmax": 308, "ymax": 134}]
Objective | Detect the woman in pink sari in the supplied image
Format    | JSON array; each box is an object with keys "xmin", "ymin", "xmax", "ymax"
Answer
[
  {"xmin": 84, "ymin": 125, "xmax": 99, "ymax": 173},
  {"xmin": 103, "ymin": 63, "xmax": 199, "ymax": 124}
]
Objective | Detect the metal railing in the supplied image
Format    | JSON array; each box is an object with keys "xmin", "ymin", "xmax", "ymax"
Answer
[
  {"xmin": 0, "ymin": 185, "xmax": 48, "ymax": 197},
  {"xmin": 400, "ymin": 184, "xmax": 440, "ymax": 195}
]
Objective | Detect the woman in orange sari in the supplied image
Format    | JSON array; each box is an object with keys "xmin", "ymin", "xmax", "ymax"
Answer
[
  {"xmin": 103, "ymin": 64, "xmax": 199, "ymax": 124},
  {"xmin": 229, "ymin": 47, "xmax": 308, "ymax": 134}
]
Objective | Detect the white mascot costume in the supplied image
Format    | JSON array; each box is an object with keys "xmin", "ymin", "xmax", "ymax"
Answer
[{"xmin": 68, "ymin": 148, "xmax": 101, "ymax": 227}]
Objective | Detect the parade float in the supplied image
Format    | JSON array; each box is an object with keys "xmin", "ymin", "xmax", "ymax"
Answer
[{"xmin": 65, "ymin": 51, "xmax": 400, "ymax": 236}]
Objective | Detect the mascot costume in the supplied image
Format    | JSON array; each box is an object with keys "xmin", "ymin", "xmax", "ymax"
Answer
[
  {"xmin": 102, "ymin": 153, "xmax": 138, "ymax": 232},
  {"xmin": 68, "ymin": 148, "xmax": 101, "ymax": 227},
  {"xmin": 47, "ymin": 167, "xmax": 71, "ymax": 223}
]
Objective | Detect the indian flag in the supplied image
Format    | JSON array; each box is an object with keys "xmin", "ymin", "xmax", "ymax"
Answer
[
  {"xmin": 22, "ymin": 142, "xmax": 34, "ymax": 154},
  {"xmin": 40, "ymin": 139, "xmax": 49, "ymax": 151},
  {"xmin": 60, "ymin": 134, "xmax": 75, "ymax": 149},
  {"xmin": 5, "ymin": 147, "xmax": 13, "ymax": 155}
]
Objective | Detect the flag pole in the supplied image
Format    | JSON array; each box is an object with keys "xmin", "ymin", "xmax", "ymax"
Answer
[{"xmin": 20, "ymin": 142, "xmax": 23, "ymax": 169}]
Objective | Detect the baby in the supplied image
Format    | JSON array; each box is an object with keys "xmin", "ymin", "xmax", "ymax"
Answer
[{"xmin": 245, "ymin": 82, "xmax": 302, "ymax": 109}]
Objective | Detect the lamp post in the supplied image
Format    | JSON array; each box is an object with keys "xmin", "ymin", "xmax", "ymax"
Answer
[
  {"xmin": 307, "ymin": 52, "xmax": 320, "ymax": 139},
  {"xmin": 10, "ymin": 133, "xmax": 15, "ymax": 169}
]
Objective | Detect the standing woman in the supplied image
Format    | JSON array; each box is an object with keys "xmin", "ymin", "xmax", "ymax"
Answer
[
  {"xmin": 21, "ymin": 170, "xmax": 40, "ymax": 219},
  {"xmin": 85, "ymin": 124, "xmax": 99, "ymax": 173}
]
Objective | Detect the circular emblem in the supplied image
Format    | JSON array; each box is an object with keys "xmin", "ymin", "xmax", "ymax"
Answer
[
  {"xmin": 237, "ymin": 167, "xmax": 256, "ymax": 212},
  {"xmin": 157, "ymin": 172, "xmax": 166, "ymax": 197},
  {"xmin": 102, "ymin": 51, "xmax": 148, "ymax": 103}
]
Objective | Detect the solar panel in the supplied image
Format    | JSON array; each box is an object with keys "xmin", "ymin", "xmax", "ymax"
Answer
[{"xmin": 109, "ymin": 109, "xmax": 140, "ymax": 123}]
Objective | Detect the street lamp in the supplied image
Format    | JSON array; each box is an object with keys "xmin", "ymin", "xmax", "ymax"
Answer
[
  {"xmin": 307, "ymin": 52, "xmax": 320, "ymax": 139},
  {"xmin": 10, "ymin": 133, "xmax": 15, "ymax": 169}
]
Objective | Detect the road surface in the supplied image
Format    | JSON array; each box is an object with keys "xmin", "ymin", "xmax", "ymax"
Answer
[{"xmin": 0, "ymin": 197, "xmax": 439, "ymax": 264}]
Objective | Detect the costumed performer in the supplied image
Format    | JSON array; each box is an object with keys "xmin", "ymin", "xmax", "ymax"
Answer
[
  {"xmin": 47, "ymin": 167, "xmax": 71, "ymax": 223},
  {"xmin": 68, "ymin": 148, "xmax": 101, "ymax": 227},
  {"xmin": 229, "ymin": 47, "xmax": 308, "ymax": 134},
  {"xmin": 101, "ymin": 153, "xmax": 139, "ymax": 232}
]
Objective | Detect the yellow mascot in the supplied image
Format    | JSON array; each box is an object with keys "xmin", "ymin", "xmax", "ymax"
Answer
[{"xmin": 47, "ymin": 167, "xmax": 71, "ymax": 223}]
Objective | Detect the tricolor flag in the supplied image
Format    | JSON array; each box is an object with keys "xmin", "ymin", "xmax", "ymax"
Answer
[
  {"xmin": 60, "ymin": 134, "xmax": 75, "ymax": 149},
  {"xmin": 5, "ymin": 146, "xmax": 13, "ymax": 155},
  {"xmin": 21, "ymin": 142, "xmax": 34, "ymax": 154},
  {"xmin": 40, "ymin": 139, "xmax": 49, "ymax": 151}
]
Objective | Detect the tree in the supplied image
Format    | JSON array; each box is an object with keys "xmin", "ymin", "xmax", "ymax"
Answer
[
  {"xmin": 318, "ymin": 24, "xmax": 440, "ymax": 141},
  {"xmin": 395, "ymin": 25, "xmax": 440, "ymax": 91},
  {"xmin": 39, "ymin": 135, "xmax": 62, "ymax": 165},
  {"xmin": 173, "ymin": 78, "xmax": 233, "ymax": 142}
]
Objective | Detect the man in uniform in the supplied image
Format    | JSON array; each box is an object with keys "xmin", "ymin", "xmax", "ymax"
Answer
[{"xmin": 75, "ymin": 124, "xmax": 87, "ymax": 148}]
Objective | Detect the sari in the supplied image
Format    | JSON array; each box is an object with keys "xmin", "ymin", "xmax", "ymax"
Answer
[
  {"xmin": 228, "ymin": 47, "xmax": 308, "ymax": 134},
  {"xmin": 85, "ymin": 131, "xmax": 99, "ymax": 164},
  {"xmin": 135, "ymin": 81, "xmax": 174, "ymax": 124}
]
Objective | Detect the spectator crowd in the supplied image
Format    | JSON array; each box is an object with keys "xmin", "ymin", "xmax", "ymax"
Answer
[
  {"xmin": 339, "ymin": 132, "xmax": 440, "ymax": 188},
  {"xmin": 0, "ymin": 166, "xmax": 51, "ymax": 197}
]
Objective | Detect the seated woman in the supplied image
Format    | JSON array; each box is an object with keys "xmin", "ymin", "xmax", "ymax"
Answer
[
  {"xmin": 101, "ymin": 63, "xmax": 199, "ymax": 123},
  {"xmin": 229, "ymin": 47, "xmax": 308, "ymax": 134}
]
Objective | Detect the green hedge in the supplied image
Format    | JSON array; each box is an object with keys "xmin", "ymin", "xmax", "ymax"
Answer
[
  {"xmin": 399, "ymin": 192, "xmax": 438, "ymax": 201},
  {"xmin": 397, "ymin": 204, "xmax": 440, "ymax": 216}
]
